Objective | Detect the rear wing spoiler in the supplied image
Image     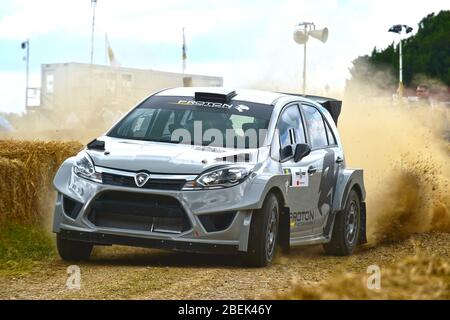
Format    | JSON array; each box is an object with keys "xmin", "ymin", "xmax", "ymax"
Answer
[{"xmin": 281, "ymin": 93, "xmax": 342, "ymax": 125}]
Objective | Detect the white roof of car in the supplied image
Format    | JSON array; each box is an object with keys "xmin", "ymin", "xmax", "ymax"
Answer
[{"xmin": 156, "ymin": 87, "xmax": 286, "ymax": 105}]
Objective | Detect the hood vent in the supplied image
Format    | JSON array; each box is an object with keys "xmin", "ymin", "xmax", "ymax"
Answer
[{"xmin": 218, "ymin": 153, "xmax": 251, "ymax": 163}]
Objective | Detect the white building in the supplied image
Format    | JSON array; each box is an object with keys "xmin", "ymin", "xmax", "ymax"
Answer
[
  {"xmin": 28, "ymin": 62, "xmax": 223, "ymax": 129},
  {"xmin": 37, "ymin": 62, "xmax": 222, "ymax": 111}
]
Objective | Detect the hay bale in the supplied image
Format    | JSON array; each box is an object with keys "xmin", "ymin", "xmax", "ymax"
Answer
[
  {"xmin": 0, "ymin": 140, "xmax": 82, "ymax": 226},
  {"xmin": 0, "ymin": 158, "xmax": 29, "ymax": 225}
]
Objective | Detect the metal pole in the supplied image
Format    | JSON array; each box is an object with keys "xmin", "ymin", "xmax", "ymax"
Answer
[
  {"xmin": 25, "ymin": 39, "xmax": 29, "ymax": 108},
  {"xmin": 182, "ymin": 27, "xmax": 186, "ymax": 74},
  {"xmin": 105, "ymin": 33, "xmax": 107, "ymax": 65},
  {"xmin": 399, "ymin": 37, "xmax": 403, "ymax": 99},
  {"xmin": 90, "ymin": 1, "xmax": 97, "ymax": 64},
  {"xmin": 302, "ymin": 25, "xmax": 307, "ymax": 94}
]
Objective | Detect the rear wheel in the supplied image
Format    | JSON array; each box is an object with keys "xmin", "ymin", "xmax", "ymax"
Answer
[
  {"xmin": 57, "ymin": 233, "xmax": 93, "ymax": 261},
  {"xmin": 243, "ymin": 193, "xmax": 279, "ymax": 267},
  {"xmin": 323, "ymin": 190, "xmax": 361, "ymax": 256}
]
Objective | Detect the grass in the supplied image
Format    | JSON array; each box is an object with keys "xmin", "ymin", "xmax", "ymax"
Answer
[
  {"xmin": 0, "ymin": 224, "xmax": 55, "ymax": 276},
  {"xmin": 0, "ymin": 140, "xmax": 81, "ymax": 276}
]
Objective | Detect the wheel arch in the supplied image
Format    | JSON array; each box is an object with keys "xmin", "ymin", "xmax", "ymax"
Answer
[
  {"xmin": 332, "ymin": 168, "xmax": 366, "ymax": 212},
  {"xmin": 327, "ymin": 169, "xmax": 367, "ymax": 244},
  {"xmin": 266, "ymin": 186, "xmax": 286, "ymax": 208},
  {"xmin": 351, "ymin": 183, "xmax": 363, "ymax": 202}
]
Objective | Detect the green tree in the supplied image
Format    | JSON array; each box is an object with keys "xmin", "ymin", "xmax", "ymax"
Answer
[{"xmin": 347, "ymin": 10, "xmax": 450, "ymax": 92}]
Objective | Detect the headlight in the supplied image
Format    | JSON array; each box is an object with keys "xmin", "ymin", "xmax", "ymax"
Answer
[
  {"xmin": 73, "ymin": 151, "xmax": 102, "ymax": 183},
  {"xmin": 183, "ymin": 165, "xmax": 253, "ymax": 190}
]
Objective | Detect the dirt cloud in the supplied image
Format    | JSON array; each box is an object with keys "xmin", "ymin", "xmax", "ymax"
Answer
[{"xmin": 340, "ymin": 93, "xmax": 450, "ymax": 243}]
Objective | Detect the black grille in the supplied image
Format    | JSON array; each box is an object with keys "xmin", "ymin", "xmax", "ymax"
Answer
[
  {"xmin": 198, "ymin": 211, "xmax": 237, "ymax": 232},
  {"xmin": 87, "ymin": 191, "xmax": 191, "ymax": 234},
  {"xmin": 62, "ymin": 195, "xmax": 83, "ymax": 219},
  {"xmin": 102, "ymin": 172, "xmax": 186, "ymax": 190}
]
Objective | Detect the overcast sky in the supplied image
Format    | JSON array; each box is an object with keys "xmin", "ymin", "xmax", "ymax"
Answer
[{"xmin": 0, "ymin": 0, "xmax": 448, "ymax": 113}]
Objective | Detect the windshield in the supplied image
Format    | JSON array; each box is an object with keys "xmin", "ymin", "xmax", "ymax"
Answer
[{"xmin": 108, "ymin": 96, "xmax": 273, "ymax": 149}]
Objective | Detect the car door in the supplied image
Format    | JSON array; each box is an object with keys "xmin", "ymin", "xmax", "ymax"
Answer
[
  {"xmin": 278, "ymin": 104, "xmax": 315, "ymax": 238},
  {"xmin": 301, "ymin": 104, "xmax": 341, "ymax": 236}
]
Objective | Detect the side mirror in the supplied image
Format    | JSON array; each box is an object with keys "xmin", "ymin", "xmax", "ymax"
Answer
[
  {"xmin": 87, "ymin": 139, "xmax": 105, "ymax": 151},
  {"xmin": 280, "ymin": 145, "xmax": 293, "ymax": 161},
  {"xmin": 294, "ymin": 143, "xmax": 311, "ymax": 162}
]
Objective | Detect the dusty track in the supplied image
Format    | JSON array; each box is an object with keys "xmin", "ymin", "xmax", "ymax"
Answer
[{"xmin": 0, "ymin": 232, "xmax": 448, "ymax": 299}]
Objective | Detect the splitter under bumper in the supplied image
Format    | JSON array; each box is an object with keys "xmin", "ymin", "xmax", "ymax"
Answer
[{"xmin": 58, "ymin": 229, "xmax": 240, "ymax": 254}]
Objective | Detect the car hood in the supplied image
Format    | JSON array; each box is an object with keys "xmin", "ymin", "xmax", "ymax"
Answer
[{"xmin": 86, "ymin": 137, "xmax": 258, "ymax": 174}]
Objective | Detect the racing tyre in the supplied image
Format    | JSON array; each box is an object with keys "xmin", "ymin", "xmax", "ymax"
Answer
[
  {"xmin": 57, "ymin": 233, "xmax": 93, "ymax": 261},
  {"xmin": 323, "ymin": 190, "xmax": 360, "ymax": 256},
  {"xmin": 243, "ymin": 193, "xmax": 279, "ymax": 267}
]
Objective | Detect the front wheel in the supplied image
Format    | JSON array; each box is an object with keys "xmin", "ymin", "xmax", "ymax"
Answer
[
  {"xmin": 56, "ymin": 233, "xmax": 93, "ymax": 261},
  {"xmin": 243, "ymin": 193, "xmax": 279, "ymax": 267},
  {"xmin": 323, "ymin": 190, "xmax": 361, "ymax": 256}
]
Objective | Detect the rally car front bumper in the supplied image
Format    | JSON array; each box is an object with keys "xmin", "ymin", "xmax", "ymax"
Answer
[{"xmin": 52, "ymin": 158, "xmax": 273, "ymax": 254}]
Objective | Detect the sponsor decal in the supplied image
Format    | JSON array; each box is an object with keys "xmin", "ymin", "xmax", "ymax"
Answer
[
  {"xmin": 284, "ymin": 167, "xmax": 309, "ymax": 187},
  {"xmin": 175, "ymin": 100, "xmax": 233, "ymax": 109},
  {"xmin": 290, "ymin": 210, "xmax": 315, "ymax": 228},
  {"xmin": 174, "ymin": 100, "xmax": 250, "ymax": 113},
  {"xmin": 283, "ymin": 168, "xmax": 292, "ymax": 186},
  {"xmin": 235, "ymin": 104, "xmax": 250, "ymax": 112}
]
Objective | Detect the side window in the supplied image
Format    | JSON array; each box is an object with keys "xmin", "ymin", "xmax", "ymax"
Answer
[
  {"xmin": 325, "ymin": 120, "xmax": 337, "ymax": 145},
  {"xmin": 278, "ymin": 105, "xmax": 306, "ymax": 150},
  {"xmin": 302, "ymin": 105, "xmax": 328, "ymax": 149}
]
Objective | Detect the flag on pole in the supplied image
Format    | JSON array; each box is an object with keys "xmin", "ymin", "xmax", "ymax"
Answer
[
  {"xmin": 182, "ymin": 27, "xmax": 187, "ymax": 73},
  {"xmin": 105, "ymin": 33, "xmax": 119, "ymax": 66}
]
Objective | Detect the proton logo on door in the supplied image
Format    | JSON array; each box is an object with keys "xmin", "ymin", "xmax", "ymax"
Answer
[{"xmin": 135, "ymin": 172, "xmax": 150, "ymax": 187}]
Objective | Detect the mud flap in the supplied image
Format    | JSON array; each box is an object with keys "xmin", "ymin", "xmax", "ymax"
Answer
[
  {"xmin": 278, "ymin": 207, "xmax": 290, "ymax": 253},
  {"xmin": 323, "ymin": 210, "xmax": 338, "ymax": 239},
  {"xmin": 238, "ymin": 211, "xmax": 253, "ymax": 252},
  {"xmin": 52, "ymin": 193, "xmax": 63, "ymax": 233},
  {"xmin": 358, "ymin": 202, "xmax": 367, "ymax": 244}
]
